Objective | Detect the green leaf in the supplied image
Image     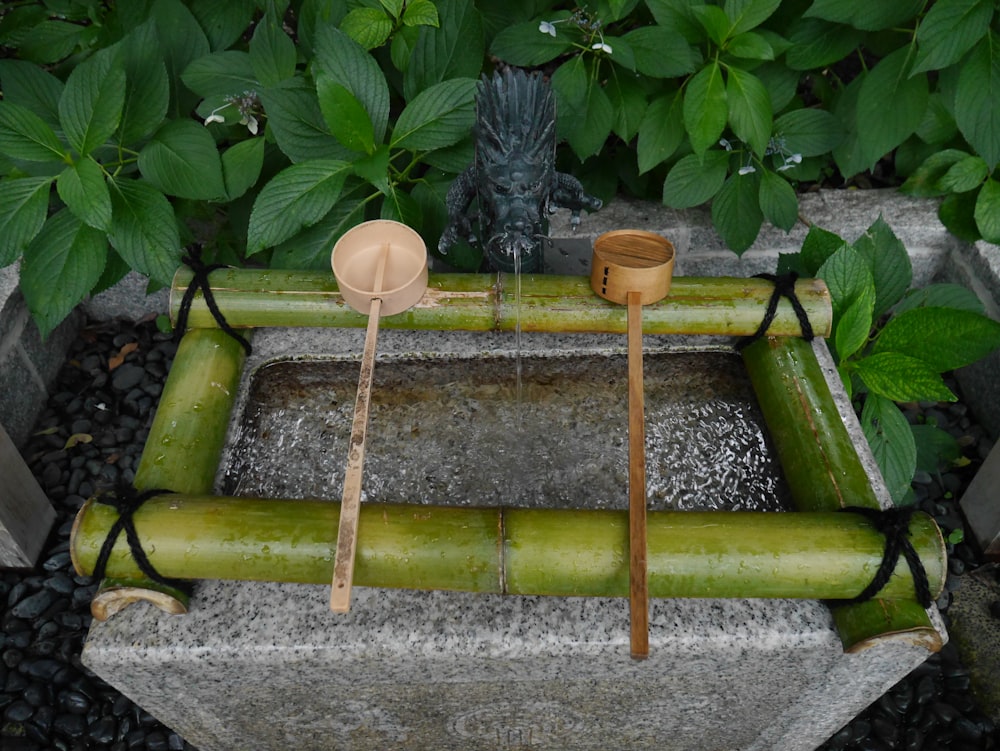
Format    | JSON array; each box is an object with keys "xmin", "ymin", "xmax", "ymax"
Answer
[
  {"xmin": 57, "ymin": 157, "xmax": 112, "ymax": 231},
  {"xmin": 403, "ymin": 0, "xmax": 484, "ymax": 101},
  {"xmin": 757, "ymin": 170, "xmax": 798, "ymax": 231},
  {"xmin": 860, "ymin": 393, "xmax": 917, "ymax": 503},
  {"xmin": 119, "ymin": 20, "xmax": 170, "ymax": 146},
  {"xmin": 786, "ymin": 18, "xmax": 863, "ymax": 70},
  {"xmin": 352, "ymin": 144, "xmax": 392, "ymax": 193},
  {"xmin": 403, "ymin": 0, "xmax": 440, "ymax": 27},
  {"xmin": 313, "ymin": 27, "xmax": 391, "ymax": 144},
  {"xmin": 725, "ymin": 0, "xmax": 781, "ymax": 35},
  {"xmin": 0, "ymin": 60, "xmax": 64, "ymax": 127},
  {"xmin": 853, "ymin": 216, "xmax": 912, "ymax": 320},
  {"xmin": 855, "ymin": 352, "xmax": 956, "ymax": 402},
  {"xmin": 187, "ymin": 0, "xmax": 257, "ymax": 51},
  {"xmin": 912, "ymin": 0, "xmax": 993, "ymax": 75},
  {"xmin": 381, "ymin": 184, "xmax": 423, "ymax": 229},
  {"xmin": 138, "ymin": 120, "xmax": 227, "ymax": 200},
  {"xmin": 622, "ymin": 26, "xmax": 699, "ymax": 78},
  {"xmin": 247, "ymin": 160, "xmax": 352, "ymax": 253},
  {"xmin": 727, "ymin": 32, "xmax": 775, "ymax": 61},
  {"xmin": 773, "ymin": 108, "xmax": 845, "ymax": 157},
  {"xmin": 873, "ymin": 306, "xmax": 1000, "ymax": 372},
  {"xmin": 894, "ymin": 283, "xmax": 985, "ymax": 315},
  {"xmin": 662, "ymin": 150, "xmax": 730, "ymax": 208},
  {"xmin": 805, "ymin": 0, "xmax": 924, "ymax": 31},
  {"xmin": 726, "ymin": 66, "xmax": 771, "ymax": 156},
  {"xmin": 693, "ymin": 5, "xmax": 732, "ymax": 46},
  {"xmin": 380, "ymin": 0, "xmax": 405, "ymax": 17},
  {"xmin": 341, "ymin": 7, "xmax": 393, "ymax": 50},
  {"xmin": 391, "ymin": 78, "xmax": 477, "ymax": 152},
  {"xmin": 20, "ymin": 209, "xmax": 107, "ymax": 339},
  {"xmin": 915, "ymin": 93, "xmax": 958, "ymax": 145},
  {"xmin": 855, "ymin": 48, "xmax": 928, "ymax": 170},
  {"xmin": 684, "ymin": 61, "xmax": 727, "ymax": 156},
  {"xmin": 14, "ymin": 20, "xmax": 84, "ymax": 65},
  {"xmin": 975, "ymin": 177, "xmax": 1000, "ymax": 242},
  {"xmin": 938, "ymin": 155, "xmax": 989, "ymax": 193},
  {"xmin": 317, "ymin": 82, "xmax": 376, "ymax": 154},
  {"xmin": 711, "ymin": 170, "xmax": 763, "ymax": 254},
  {"xmin": 911, "ymin": 424, "xmax": 963, "ymax": 473},
  {"xmin": 250, "ymin": 6, "xmax": 297, "ymax": 86},
  {"xmin": 899, "ymin": 148, "xmax": 970, "ymax": 197},
  {"xmin": 799, "ymin": 226, "xmax": 846, "ymax": 276},
  {"xmin": 0, "ymin": 101, "xmax": 66, "ymax": 162},
  {"xmin": 938, "ymin": 190, "xmax": 982, "ymax": 243},
  {"xmin": 221, "ymin": 137, "xmax": 264, "ymax": 201},
  {"xmin": 0, "ymin": 176, "xmax": 52, "ymax": 266},
  {"xmin": 607, "ymin": 74, "xmax": 647, "ymax": 143},
  {"xmin": 644, "ymin": 0, "xmax": 704, "ymax": 41},
  {"xmin": 955, "ymin": 33, "xmax": 1000, "ymax": 170},
  {"xmin": 637, "ymin": 91, "xmax": 684, "ymax": 173},
  {"xmin": 490, "ymin": 21, "xmax": 573, "ymax": 66},
  {"xmin": 58, "ymin": 48, "xmax": 126, "ymax": 156},
  {"xmin": 259, "ymin": 78, "xmax": 351, "ymax": 162},
  {"xmin": 272, "ymin": 194, "xmax": 368, "ymax": 270},
  {"xmin": 566, "ymin": 78, "xmax": 615, "ymax": 160},
  {"xmin": 817, "ymin": 244, "xmax": 875, "ymax": 321},
  {"xmin": 181, "ymin": 51, "xmax": 258, "ymax": 98},
  {"xmin": 835, "ymin": 288, "xmax": 875, "ymax": 362},
  {"xmin": 151, "ymin": 0, "xmax": 211, "ymax": 117},
  {"xmin": 107, "ymin": 178, "xmax": 182, "ymax": 285}
]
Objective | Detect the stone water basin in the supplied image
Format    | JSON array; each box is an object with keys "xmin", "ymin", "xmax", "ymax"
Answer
[{"xmin": 82, "ymin": 328, "xmax": 943, "ymax": 751}]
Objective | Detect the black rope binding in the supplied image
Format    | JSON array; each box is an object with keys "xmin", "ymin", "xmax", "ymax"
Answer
[
  {"xmin": 735, "ymin": 272, "xmax": 815, "ymax": 351},
  {"xmin": 91, "ymin": 485, "xmax": 191, "ymax": 593},
  {"xmin": 838, "ymin": 506, "xmax": 933, "ymax": 608},
  {"xmin": 174, "ymin": 248, "xmax": 252, "ymax": 356}
]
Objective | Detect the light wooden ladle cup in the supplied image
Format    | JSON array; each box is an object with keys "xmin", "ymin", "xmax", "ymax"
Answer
[
  {"xmin": 330, "ymin": 220, "xmax": 428, "ymax": 613},
  {"xmin": 590, "ymin": 230, "xmax": 675, "ymax": 659}
]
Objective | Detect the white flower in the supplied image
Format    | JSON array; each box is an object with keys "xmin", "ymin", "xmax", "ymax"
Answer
[
  {"xmin": 539, "ymin": 20, "xmax": 557, "ymax": 36},
  {"xmin": 738, "ymin": 165, "xmax": 756, "ymax": 175},
  {"xmin": 204, "ymin": 113, "xmax": 225, "ymax": 125},
  {"xmin": 240, "ymin": 114, "xmax": 260, "ymax": 135},
  {"xmin": 719, "ymin": 138, "xmax": 733, "ymax": 151},
  {"xmin": 787, "ymin": 153, "xmax": 802, "ymax": 164},
  {"xmin": 591, "ymin": 42, "xmax": 613, "ymax": 54}
]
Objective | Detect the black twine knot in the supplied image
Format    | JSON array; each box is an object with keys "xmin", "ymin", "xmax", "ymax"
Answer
[
  {"xmin": 92, "ymin": 485, "xmax": 190, "ymax": 592},
  {"xmin": 175, "ymin": 248, "xmax": 252, "ymax": 356},
  {"xmin": 838, "ymin": 506, "xmax": 933, "ymax": 608},
  {"xmin": 735, "ymin": 272, "xmax": 814, "ymax": 351}
]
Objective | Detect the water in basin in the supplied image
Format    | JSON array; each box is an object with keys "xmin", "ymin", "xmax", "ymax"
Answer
[{"xmin": 223, "ymin": 350, "xmax": 791, "ymax": 512}]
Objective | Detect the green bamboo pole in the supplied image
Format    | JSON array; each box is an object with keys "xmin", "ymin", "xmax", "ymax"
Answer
[
  {"xmin": 71, "ymin": 495, "xmax": 945, "ymax": 601},
  {"xmin": 169, "ymin": 268, "xmax": 831, "ymax": 338},
  {"xmin": 742, "ymin": 336, "xmax": 945, "ymax": 653},
  {"xmin": 89, "ymin": 328, "xmax": 248, "ymax": 619}
]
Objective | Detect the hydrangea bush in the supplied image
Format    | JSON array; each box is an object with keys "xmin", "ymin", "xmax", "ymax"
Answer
[{"xmin": 0, "ymin": 0, "xmax": 998, "ymax": 338}]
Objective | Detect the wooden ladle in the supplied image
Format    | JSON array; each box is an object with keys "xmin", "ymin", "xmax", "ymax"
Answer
[
  {"xmin": 329, "ymin": 220, "xmax": 428, "ymax": 612},
  {"xmin": 590, "ymin": 229, "xmax": 675, "ymax": 659}
]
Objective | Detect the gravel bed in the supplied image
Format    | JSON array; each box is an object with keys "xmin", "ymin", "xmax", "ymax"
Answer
[{"xmin": 1, "ymin": 316, "xmax": 999, "ymax": 751}]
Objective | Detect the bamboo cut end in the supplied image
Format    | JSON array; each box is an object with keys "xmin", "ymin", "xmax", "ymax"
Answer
[{"xmin": 591, "ymin": 230, "xmax": 675, "ymax": 306}]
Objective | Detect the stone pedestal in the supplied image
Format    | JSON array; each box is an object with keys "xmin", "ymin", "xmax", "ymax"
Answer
[{"xmin": 81, "ymin": 328, "xmax": 946, "ymax": 751}]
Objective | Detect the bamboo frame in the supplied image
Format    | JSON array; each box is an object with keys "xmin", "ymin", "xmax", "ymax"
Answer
[
  {"xmin": 89, "ymin": 328, "xmax": 249, "ymax": 619},
  {"xmin": 742, "ymin": 336, "xmax": 944, "ymax": 653},
  {"xmin": 169, "ymin": 269, "xmax": 832, "ymax": 338},
  {"xmin": 75, "ymin": 266, "xmax": 947, "ymax": 656},
  {"xmin": 71, "ymin": 495, "xmax": 945, "ymax": 601}
]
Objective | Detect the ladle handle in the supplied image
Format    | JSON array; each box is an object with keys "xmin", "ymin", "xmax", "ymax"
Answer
[
  {"xmin": 627, "ymin": 291, "xmax": 650, "ymax": 659},
  {"xmin": 330, "ymin": 244, "xmax": 390, "ymax": 612}
]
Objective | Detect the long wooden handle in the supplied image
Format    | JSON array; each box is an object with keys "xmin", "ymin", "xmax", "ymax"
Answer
[
  {"xmin": 627, "ymin": 290, "xmax": 649, "ymax": 658},
  {"xmin": 331, "ymin": 246, "xmax": 390, "ymax": 612}
]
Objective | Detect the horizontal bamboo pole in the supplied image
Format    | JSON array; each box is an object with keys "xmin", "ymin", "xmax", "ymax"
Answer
[
  {"xmin": 169, "ymin": 269, "xmax": 831, "ymax": 337},
  {"xmin": 743, "ymin": 337, "xmax": 944, "ymax": 653},
  {"xmin": 71, "ymin": 495, "xmax": 945, "ymax": 601}
]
